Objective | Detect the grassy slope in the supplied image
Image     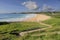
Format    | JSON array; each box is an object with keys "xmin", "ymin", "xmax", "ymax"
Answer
[
  {"xmin": 0, "ymin": 22, "xmax": 46, "ymax": 40},
  {"xmin": 0, "ymin": 13, "xmax": 60, "ymax": 40},
  {"xmin": 24, "ymin": 14, "xmax": 60, "ymax": 40},
  {"xmin": 25, "ymin": 18, "xmax": 60, "ymax": 40}
]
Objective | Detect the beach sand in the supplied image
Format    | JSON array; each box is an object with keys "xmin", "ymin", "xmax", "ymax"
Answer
[{"xmin": 23, "ymin": 14, "xmax": 51, "ymax": 22}]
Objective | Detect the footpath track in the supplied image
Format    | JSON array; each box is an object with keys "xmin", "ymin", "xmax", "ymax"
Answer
[{"xmin": 19, "ymin": 22, "xmax": 53, "ymax": 36}]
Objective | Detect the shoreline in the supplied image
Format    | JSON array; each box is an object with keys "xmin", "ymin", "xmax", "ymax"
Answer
[{"xmin": 0, "ymin": 14, "xmax": 51, "ymax": 22}]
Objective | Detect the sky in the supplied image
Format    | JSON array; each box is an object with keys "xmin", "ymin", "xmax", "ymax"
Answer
[{"xmin": 0, "ymin": 0, "xmax": 60, "ymax": 13}]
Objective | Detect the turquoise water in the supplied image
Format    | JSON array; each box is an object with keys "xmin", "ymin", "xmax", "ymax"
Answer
[
  {"xmin": 0, "ymin": 13, "xmax": 36, "ymax": 22},
  {"xmin": 0, "ymin": 13, "xmax": 28, "ymax": 19}
]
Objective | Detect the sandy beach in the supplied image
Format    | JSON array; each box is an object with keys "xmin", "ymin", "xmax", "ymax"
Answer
[
  {"xmin": 0, "ymin": 14, "xmax": 51, "ymax": 22},
  {"xmin": 23, "ymin": 14, "xmax": 51, "ymax": 22}
]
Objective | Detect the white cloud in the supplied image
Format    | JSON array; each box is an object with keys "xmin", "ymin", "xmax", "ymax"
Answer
[
  {"xmin": 42, "ymin": 4, "xmax": 48, "ymax": 11},
  {"xmin": 42, "ymin": 4, "xmax": 55, "ymax": 12},
  {"xmin": 22, "ymin": 1, "xmax": 39, "ymax": 10},
  {"xmin": 22, "ymin": 2, "xmax": 26, "ymax": 5}
]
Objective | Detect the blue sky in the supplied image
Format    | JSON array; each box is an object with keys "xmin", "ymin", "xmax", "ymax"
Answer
[{"xmin": 0, "ymin": 0, "xmax": 60, "ymax": 13}]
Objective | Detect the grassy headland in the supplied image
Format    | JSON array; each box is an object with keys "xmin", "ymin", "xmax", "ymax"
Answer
[{"xmin": 0, "ymin": 12, "xmax": 60, "ymax": 40}]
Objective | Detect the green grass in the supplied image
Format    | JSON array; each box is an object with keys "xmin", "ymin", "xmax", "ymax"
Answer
[
  {"xmin": 23, "ymin": 18, "xmax": 60, "ymax": 40},
  {"xmin": 0, "ymin": 22, "xmax": 46, "ymax": 40},
  {"xmin": 0, "ymin": 22, "xmax": 46, "ymax": 32},
  {"xmin": 24, "ymin": 33, "xmax": 60, "ymax": 40},
  {"xmin": 22, "ymin": 14, "xmax": 60, "ymax": 40},
  {"xmin": 42, "ymin": 18, "xmax": 60, "ymax": 26}
]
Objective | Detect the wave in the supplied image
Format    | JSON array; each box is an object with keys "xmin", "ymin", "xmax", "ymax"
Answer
[{"xmin": 0, "ymin": 14, "xmax": 36, "ymax": 22}]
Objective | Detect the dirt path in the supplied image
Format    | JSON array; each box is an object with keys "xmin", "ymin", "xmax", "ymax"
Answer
[
  {"xmin": 19, "ymin": 14, "xmax": 52, "ymax": 36},
  {"xmin": 31, "ymin": 31, "xmax": 60, "ymax": 36},
  {"xmin": 19, "ymin": 22, "xmax": 52, "ymax": 36},
  {"xmin": 39, "ymin": 22, "xmax": 52, "ymax": 28}
]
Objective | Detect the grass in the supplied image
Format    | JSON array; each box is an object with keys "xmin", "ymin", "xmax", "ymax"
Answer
[
  {"xmin": 42, "ymin": 18, "xmax": 60, "ymax": 25},
  {"xmin": 21, "ymin": 13, "xmax": 60, "ymax": 40},
  {"xmin": 23, "ymin": 18, "xmax": 60, "ymax": 40},
  {"xmin": 0, "ymin": 22, "xmax": 46, "ymax": 40},
  {"xmin": 0, "ymin": 22, "xmax": 46, "ymax": 32}
]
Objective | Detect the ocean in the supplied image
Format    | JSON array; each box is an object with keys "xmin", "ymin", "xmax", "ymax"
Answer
[{"xmin": 0, "ymin": 13, "xmax": 36, "ymax": 22}]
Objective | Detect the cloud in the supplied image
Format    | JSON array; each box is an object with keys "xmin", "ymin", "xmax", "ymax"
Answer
[
  {"xmin": 42, "ymin": 4, "xmax": 48, "ymax": 11},
  {"xmin": 42, "ymin": 4, "xmax": 55, "ymax": 12},
  {"xmin": 22, "ymin": 1, "xmax": 39, "ymax": 10},
  {"xmin": 22, "ymin": 2, "xmax": 26, "ymax": 5}
]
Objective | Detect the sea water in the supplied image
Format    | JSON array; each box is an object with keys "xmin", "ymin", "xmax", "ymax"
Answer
[{"xmin": 0, "ymin": 13, "xmax": 36, "ymax": 22}]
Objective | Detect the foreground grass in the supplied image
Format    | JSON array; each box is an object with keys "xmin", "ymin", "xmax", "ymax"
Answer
[
  {"xmin": 0, "ymin": 17, "xmax": 60, "ymax": 40},
  {"xmin": 0, "ymin": 22, "xmax": 46, "ymax": 40},
  {"xmin": 22, "ymin": 14, "xmax": 60, "ymax": 40},
  {"xmin": 0, "ymin": 22, "xmax": 46, "ymax": 32}
]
